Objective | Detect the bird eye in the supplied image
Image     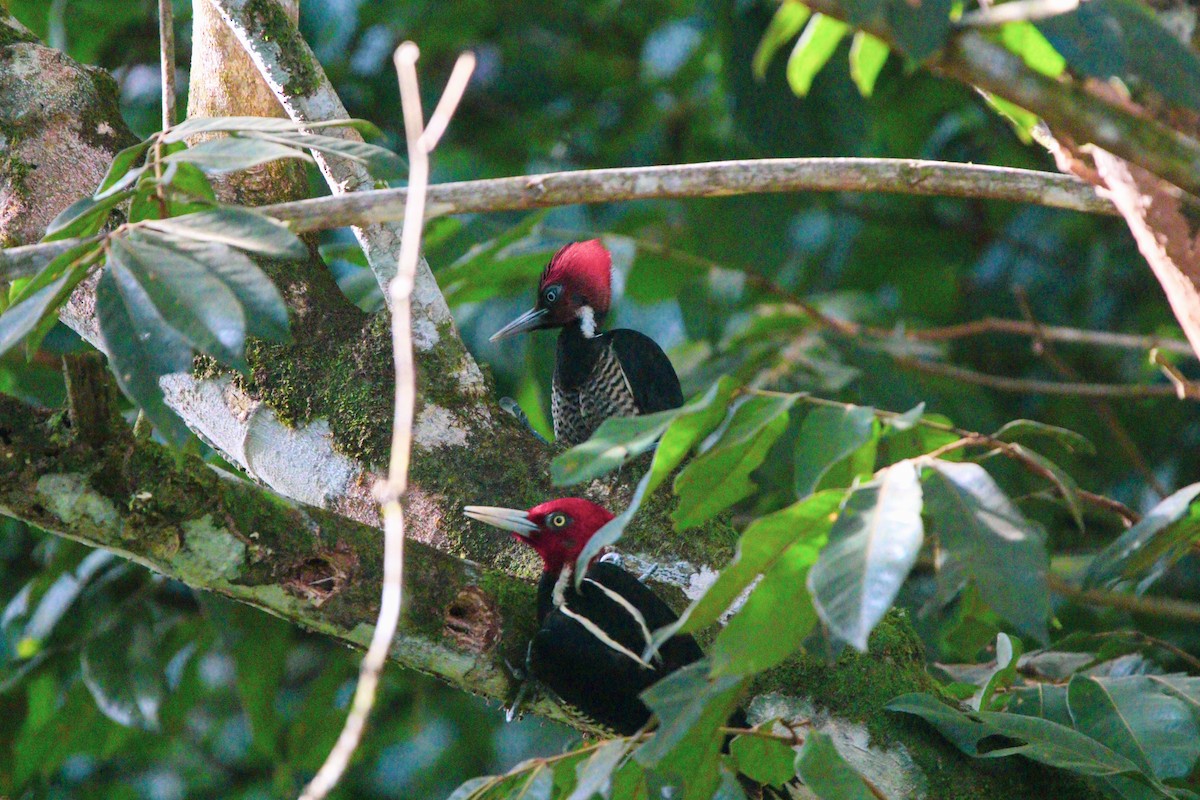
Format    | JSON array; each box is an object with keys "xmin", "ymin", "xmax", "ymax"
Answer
[
  {"xmin": 542, "ymin": 285, "xmax": 561, "ymax": 304},
  {"xmin": 547, "ymin": 512, "xmax": 570, "ymax": 529}
]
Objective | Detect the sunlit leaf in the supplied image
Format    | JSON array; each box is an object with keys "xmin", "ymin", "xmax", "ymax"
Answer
[
  {"xmin": 752, "ymin": 2, "xmax": 812, "ymax": 79},
  {"xmin": 999, "ymin": 21, "xmax": 1066, "ymax": 78},
  {"xmin": 848, "ymin": 32, "xmax": 889, "ymax": 97},
  {"xmin": 786, "ymin": 15, "xmax": 850, "ymax": 97},
  {"xmin": 730, "ymin": 734, "xmax": 796, "ymax": 786},
  {"xmin": 674, "ymin": 394, "xmax": 797, "ymax": 529},
  {"xmin": 808, "ymin": 460, "xmax": 924, "ymax": 651}
]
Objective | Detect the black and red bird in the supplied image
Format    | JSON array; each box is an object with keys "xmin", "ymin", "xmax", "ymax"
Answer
[
  {"xmin": 463, "ymin": 498, "xmax": 704, "ymax": 735},
  {"xmin": 489, "ymin": 240, "xmax": 684, "ymax": 446}
]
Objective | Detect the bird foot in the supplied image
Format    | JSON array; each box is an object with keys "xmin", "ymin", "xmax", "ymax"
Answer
[
  {"xmin": 503, "ymin": 642, "xmax": 536, "ymax": 722},
  {"xmin": 499, "ymin": 397, "xmax": 552, "ymax": 446}
]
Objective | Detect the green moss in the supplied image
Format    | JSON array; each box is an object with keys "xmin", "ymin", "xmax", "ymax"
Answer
[
  {"xmin": 243, "ymin": 0, "xmax": 320, "ymax": 96},
  {"xmin": 0, "ymin": 18, "xmax": 37, "ymax": 47},
  {"xmin": 478, "ymin": 570, "xmax": 540, "ymax": 661}
]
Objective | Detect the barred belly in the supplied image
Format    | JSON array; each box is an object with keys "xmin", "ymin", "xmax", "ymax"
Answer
[{"xmin": 552, "ymin": 345, "xmax": 638, "ymax": 446}]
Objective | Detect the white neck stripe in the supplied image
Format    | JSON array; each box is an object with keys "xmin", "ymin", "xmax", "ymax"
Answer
[{"xmin": 578, "ymin": 305, "xmax": 597, "ymax": 338}]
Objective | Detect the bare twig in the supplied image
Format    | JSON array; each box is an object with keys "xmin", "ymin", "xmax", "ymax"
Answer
[
  {"xmin": 1150, "ymin": 348, "xmax": 1200, "ymax": 400},
  {"xmin": 894, "ymin": 356, "xmax": 1187, "ymax": 400},
  {"xmin": 158, "ymin": 0, "xmax": 176, "ymax": 130},
  {"xmin": 298, "ymin": 44, "xmax": 474, "ymax": 800},
  {"xmin": 1048, "ymin": 573, "xmax": 1200, "ymax": 623},
  {"xmin": 255, "ymin": 157, "xmax": 1115, "ymax": 232},
  {"xmin": 905, "ymin": 317, "xmax": 1194, "ymax": 358}
]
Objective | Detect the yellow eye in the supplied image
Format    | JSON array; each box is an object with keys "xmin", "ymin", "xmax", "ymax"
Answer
[{"xmin": 547, "ymin": 512, "xmax": 569, "ymax": 529}]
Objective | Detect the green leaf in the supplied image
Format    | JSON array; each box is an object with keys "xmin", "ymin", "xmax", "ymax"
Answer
[
  {"xmin": 95, "ymin": 268, "xmax": 194, "ymax": 445},
  {"xmin": 1084, "ymin": 482, "xmax": 1200, "ymax": 591},
  {"xmin": 993, "ymin": 419, "xmax": 1095, "ymax": 455},
  {"xmin": 0, "ymin": 266, "xmax": 85, "ymax": 359},
  {"xmin": 645, "ymin": 376, "xmax": 740, "ymax": 495},
  {"xmin": 923, "ymin": 460, "xmax": 1050, "ymax": 644},
  {"xmin": 161, "ymin": 160, "xmax": 218, "ymax": 205},
  {"xmin": 975, "ymin": 633, "xmax": 1024, "ymax": 712},
  {"xmin": 162, "ymin": 115, "xmax": 383, "ymax": 142},
  {"xmin": 81, "ymin": 605, "xmax": 178, "ymax": 730},
  {"xmin": 566, "ymin": 739, "xmax": 632, "ymax": 800},
  {"xmin": 136, "ymin": 233, "xmax": 290, "ymax": 342},
  {"xmin": 887, "ymin": 693, "xmax": 1152, "ymax": 779},
  {"xmin": 1037, "ymin": 0, "xmax": 1200, "ymax": 114},
  {"xmin": 677, "ymin": 491, "xmax": 842, "ymax": 638},
  {"xmin": 143, "ymin": 207, "xmax": 307, "ymax": 260},
  {"xmin": 794, "ymin": 404, "xmax": 878, "ymax": 497},
  {"xmin": 981, "ymin": 93, "xmax": 1040, "ymax": 144},
  {"xmin": 752, "ymin": 2, "xmax": 812, "ymax": 79},
  {"xmin": 108, "ymin": 234, "xmax": 247, "ymax": 367},
  {"xmin": 96, "ymin": 140, "xmax": 152, "ymax": 196},
  {"xmin": 999, "ymin": 21, "xmax": 1066, "ymax": 78},
  {"xmin": 808, "ymin": 460, "xmax": 924, "ymax": 651},
  {"xmin": 242, "ymin": 130, "xmax": 406, "ymax": 180},
  {"xmin": 164, "ymin": 137, "xmax": 314, "ymax": 173},
  {"xmin": 574, "ymin": 469, "xmax": 656, "ymax": 587},
  {"xmin": 1068, "ymin": 675, "xmax": 1200, "ymax": 781},
  {"xmin": 637, "ymin": 660, "xmax": 746, "ymax": 800},
  {"xmin": 794, "ymin": 731, "xmax": 876, "ymax": 800},
  {"xmin": 730, "ymin": 735, "xmax": 796, "ymax": 787},
  {"xmin": 848, "ymin": 32, "xmax": 889, "ymax": 97},
  {"xmin": 552, "ymin": 412, "xmax": 677, "ymax": 485},
  {"xmin": 786, "ymin": 15, "xmax": 850, "ymax": 97},
  {"xmin": 711, "ymin": 529, "xmax": 822, "ymax": 676},
  {"xmin": 673, "ymin": 394, "xmax": 797, "ymax": 529},
  {"xmin": 43, "ymin": 190, "xmax": 132, "ymax": 241},
  {"xmin": 887, "ymin": 0, "xmax": 953, "ymax": 61},
  {"xmin": 1009, "ymin": 443, "xmax": 1085, "ymax": 530}
]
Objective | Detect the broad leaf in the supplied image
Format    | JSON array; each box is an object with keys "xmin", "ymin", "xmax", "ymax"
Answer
[
  {"xmin": 637, "ymin": 660, "xmax": 746, "ymax": 800},
  {"xmin": 242, "ymin": 130, "xmax": 406, "ymax": 180},
  {"xmin": 645, "ymin": 376, "xmax": 740, "ymax": 495},
  {"xmin": 1000, "ymin": 22, "xmax": 1067, "ymax": 78},
  {"xmin": 848, "ymin": 32, "xmax": 889, "ymax": 97},
  {"xmin": 808, "ymin": 460, "xmax": 924, "ymax": 650},
  {"xmin": 1084, "ymin": 482, "xmax": 1200, "ymax": 591},
  {"xmin": 974, "ymin": 633, "xmax": 1024, "ymax": 712},
  {"xmin": 108, "ymin": 235, "xmax": 247, "ymax": 367},
  {"xmin": 164, "ymin": 137, "xmax": 313, "ymax": 173},
  {"xmin": 1009, "ymin": 443, "xmax": 1085, "ymax": 530},
  {"xmin": 143, "ymin": 207, "xmax": 306, "ymax": 260},
  {"xmin": 711, "ymin": 529, "xmax": 822, "ymax": 676},
  {"xmin": 923, "ymin": 460, "xmax": 1050, "ymax": 643},
  {"xmin": 794, "ymin": 731, "xmax": 876, "ymax": 800},
  {"xmin": 552, "ymin": 412, "xmax": 677, "ymax": 486},
  {"xmin": 793, "ymin": 404, "xmax": 878, "ymax": 497},
  {"xmin": 1068, "ymin": 675, "xmax": 1200, "ymax": 780},
  {"xmin": 566, "ymin": 739, "xmax": 632, "ymax": 800},
  {"xmin": 0, "ymin": 263, "xmax": 89, "ymax": 359},
  {"xmin": 96, "ymin": 140, "xmax": 152, "ymax": 195},
  {"xmin": 680, "ymin": 491, "xmax": 842, "ymax": 636},
  {"xmin": 81, "ymin": 605, "xmax": 181, "ymax": 730},
  {"xmin": 888, "ymin": 693, "xmax": 1152, "ymax": 779},
  {"xmin": 673, "ymin": 394, "xmax": 797, "ymax": 529},
  {"xmin": 994, "ymin": 419, "xmax": 1094, "ymax": 455},
  {"xmin": 752, "ymin": 2, "xmax": 812, "ymax": 79},
  {"xmin": 43, "ymin": 190, "xmax": 132, "ymax": 241},
  {"xmin": 730, "ymin": 735, "xmax": 796, "ymax": 786},
  {"xmin": 786, "ymin": 15, "xmax": 849, "ymax": 97},
  {"xmin": 95, "ymin": 268, "xmax": 194, "ymax": 444}
]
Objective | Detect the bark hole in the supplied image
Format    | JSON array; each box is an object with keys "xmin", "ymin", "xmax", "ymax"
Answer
[
  {"xmin": 443, "ymin": 586, "xmax": 500, "ymax": 653},
  {"xmin": 285, "ymin": 555, "xmax": 349, "ymax": 605}
]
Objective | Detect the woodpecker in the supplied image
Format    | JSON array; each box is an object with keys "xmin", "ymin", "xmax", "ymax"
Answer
[
  {"xmin": 463, "ymin": 498, "xmax": 705, "ymax": 735},
  {"xmin": 489, "ymin": 240, "xmax": 684, "ymax": 446}
]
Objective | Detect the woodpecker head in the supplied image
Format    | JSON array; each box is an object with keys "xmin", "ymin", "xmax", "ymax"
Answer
[
  {"xmin": 463, "ymin": 498, "xmax": 614, "ymax": 574},
  {"xmin": 489, "ymin": 240, "xmax": 613, "ymax": 341}
]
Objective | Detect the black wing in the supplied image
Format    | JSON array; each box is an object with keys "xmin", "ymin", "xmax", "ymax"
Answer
[{"xmin": 609, "ymin": 328, "xmax": 684, "ymax": 414}]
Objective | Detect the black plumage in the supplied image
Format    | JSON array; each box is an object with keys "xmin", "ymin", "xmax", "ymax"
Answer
[
  {"xmin": 553, "ymin": 324, "xmax": 684, "ymax": 446},
  {"xmin": 531, "ymin": 560, "xmax": 703, "ymax": 735}
]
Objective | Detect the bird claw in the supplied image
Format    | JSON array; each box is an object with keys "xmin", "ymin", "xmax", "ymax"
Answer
[
  {"xmin": 503, "ymin": 642, "xmax": 536, "ymax": 722},
  {"xmin": 599, "ymin": 551, "xmax": 624, "ymax": 568},
  {"xmin": 499, "ymin": 397, "xmax": 552, "ymax": 446}
]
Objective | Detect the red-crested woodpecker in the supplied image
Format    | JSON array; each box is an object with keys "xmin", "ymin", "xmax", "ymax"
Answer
[
  {"xmin": 490, "ymin": 240, "xmax": 684, "ymax": 446},
  {"xmin": 463, "ymin": 498, "xmax": 704, "ymax": 735}
]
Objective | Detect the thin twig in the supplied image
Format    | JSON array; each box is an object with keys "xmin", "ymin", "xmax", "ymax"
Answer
[
  {"xmin": 1150, "ymin": 348, "xmax": 1200, "ymax": 400},
  {"xmin": 158, "ymin": 0, "xmax": 176, "ymax": 130},
  {"xmin": 957, "ymin": 0, "xmax": 1080, "ymax": 26},
  {"xmin": 1014, "ymin": 288, "xmax": 1168, "ymax": 498},
  {"xmin": 297, "ymin": 44, "xmax": 474, "ymax": 800},
  {"xmin": 905, "ymin": 317, "xmax": 1194, "ymax": 359},
  {"xmin": 1048, "ymin": 573, "xmax": 1200, "ymax": 623},
  {"xmin": 894, "ymin": 355, "xmax": 1186, "ymax": 400}
]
